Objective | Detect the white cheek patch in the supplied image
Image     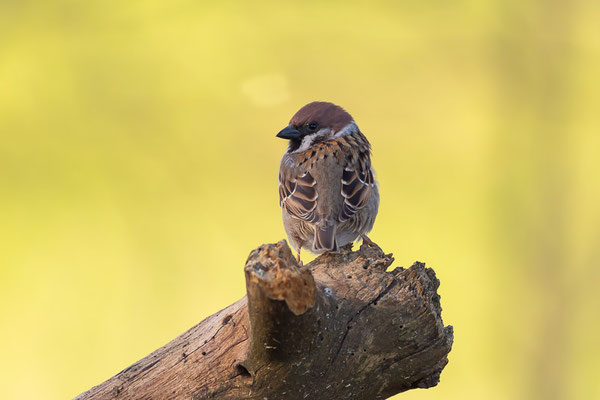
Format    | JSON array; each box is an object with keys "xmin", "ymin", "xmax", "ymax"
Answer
[
  {"xmin": 295, "ymin": 135, "xmax": 314, "ymax": 153},
  {"xmin": 334, "ymin": 121, "xmax": 358, "ymax": 137},
  {"xmin": 292, "ymin": 128, "xmax": 332, "ymax": 153}
]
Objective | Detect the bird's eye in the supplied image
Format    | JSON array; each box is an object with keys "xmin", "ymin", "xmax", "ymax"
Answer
[{"xmin": 307, "ymin": 122, "xmax": 319, "ymax": 132}]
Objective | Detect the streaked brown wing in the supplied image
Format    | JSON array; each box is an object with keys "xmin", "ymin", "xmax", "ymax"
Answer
[
  {"xmin": 279, "ymin": 170, "xmax": 320, "ymax": 223},
  {"xmin": 339, "ymin": 164, "xmax": 374, "ymax": 222}
]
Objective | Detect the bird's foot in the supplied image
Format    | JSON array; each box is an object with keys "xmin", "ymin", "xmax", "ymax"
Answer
[{"xmin": 296, "ymin": 250, "xmax": 303, "ymax": 267}]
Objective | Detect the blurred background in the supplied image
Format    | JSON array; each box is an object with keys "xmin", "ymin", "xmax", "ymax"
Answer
[{"xmin": 1, "ymin": 1, "xmax": 599, "ymax": 399}]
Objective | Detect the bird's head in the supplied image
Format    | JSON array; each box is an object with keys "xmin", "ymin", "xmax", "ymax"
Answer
[{"xmin": 277, "ymin": 101, "xmax": 357, "ymax": 153}]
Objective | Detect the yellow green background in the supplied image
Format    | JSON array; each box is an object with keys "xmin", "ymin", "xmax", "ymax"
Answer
[{"xmin": 1, "ymin": 1, "xmax": 599, "ymax": 399}]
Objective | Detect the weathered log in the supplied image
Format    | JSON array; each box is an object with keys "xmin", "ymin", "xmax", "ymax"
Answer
[{"xmin": 75, "ymin": 240, "xmax": 453, "ymax": 400}]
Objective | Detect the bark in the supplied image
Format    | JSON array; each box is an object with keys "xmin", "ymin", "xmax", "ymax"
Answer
[{"xmin": 75, "ymin": 241, "xmax": 453, "ymax": 400}]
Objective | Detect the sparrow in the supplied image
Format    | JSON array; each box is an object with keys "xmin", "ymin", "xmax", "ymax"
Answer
[{"xmin": 277, "ymin": 101, "xmax": 379, "ymax": 263}]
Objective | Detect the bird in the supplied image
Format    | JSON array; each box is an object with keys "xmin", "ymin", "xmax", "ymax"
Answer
[{"xmin": 276, "ymin": 101, "xmax": 379, "ymax": 263}]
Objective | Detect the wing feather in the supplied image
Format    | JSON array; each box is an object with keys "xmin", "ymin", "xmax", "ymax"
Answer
[
  {"xmin": 279, "ymin": 170, "xmax": 319, "ymax": 223},
  {"xmin": 339, "ymin": 164, "xmax": 374, "ymax": 223}
]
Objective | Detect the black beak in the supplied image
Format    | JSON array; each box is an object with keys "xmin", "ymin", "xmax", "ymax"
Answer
[{"xmin": 276, "ymin": 126, "xmax": 302, "ymax": 140}]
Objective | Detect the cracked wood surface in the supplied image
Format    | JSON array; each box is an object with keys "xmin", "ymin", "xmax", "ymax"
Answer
[{"xmin": 75, "ymin": 240, "xmax": 453, "ymax": 400}]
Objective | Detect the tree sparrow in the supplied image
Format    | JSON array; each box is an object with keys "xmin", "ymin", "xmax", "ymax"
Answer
[{"xmin": 277, "ymin": 101, "xmax": 379, "ymax": 263}]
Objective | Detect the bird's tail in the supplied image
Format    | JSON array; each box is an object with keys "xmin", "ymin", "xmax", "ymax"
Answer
[{"xmin": 313, "ymin": 225, "xmax": 338, "ymax": 253}]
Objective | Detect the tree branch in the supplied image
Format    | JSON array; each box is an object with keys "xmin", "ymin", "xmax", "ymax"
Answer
[{"xmin": 75, "ymin": 240, "xmax": 453, "ymax": 400}]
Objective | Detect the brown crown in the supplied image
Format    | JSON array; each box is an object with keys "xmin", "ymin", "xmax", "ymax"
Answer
[{"xmin": 289, "ymin": 102, "xmax": 353, "ymax": 132}]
